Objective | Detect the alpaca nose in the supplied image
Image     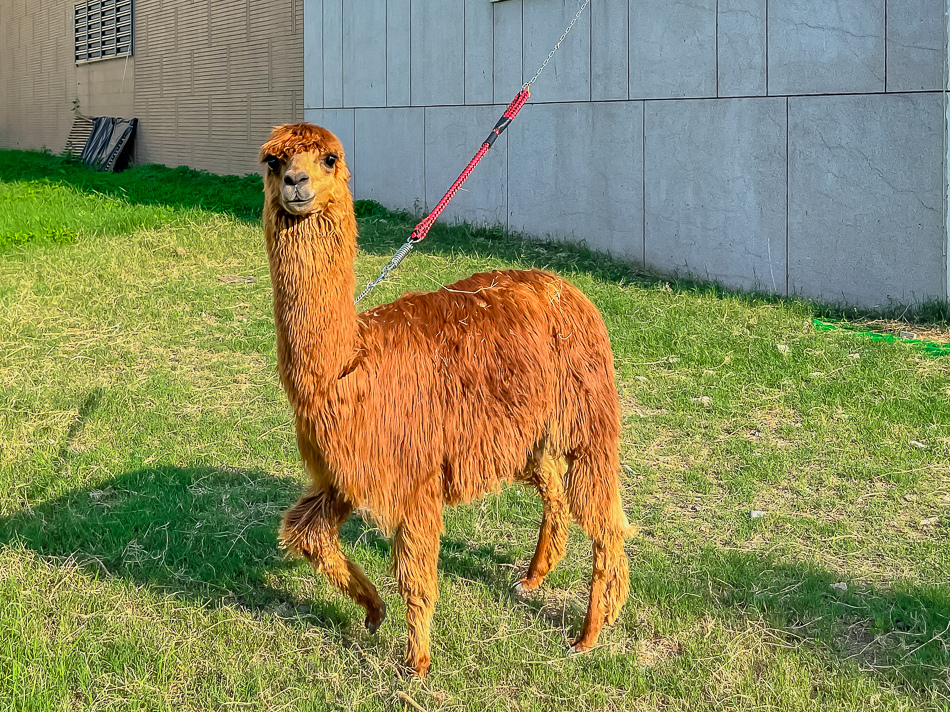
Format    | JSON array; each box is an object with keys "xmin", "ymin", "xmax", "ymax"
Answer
[{"xmin": 283, "ymin": 170, "xmax": 310, "ymax": 188}]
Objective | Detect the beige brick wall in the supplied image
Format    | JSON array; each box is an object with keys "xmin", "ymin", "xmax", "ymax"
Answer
[
  {"xmin": 0, "ymin": 0, "xmax": 79, "ymax": 152},
  {"xmin": 77, "ymin": 58, "xmax": 136, "ymax": 119},
  {"xmin": 133, "ymin": 0, "xmax": 303, "ymax": 175},
  {"xmin": 0, "ymin": 0, "xmax": 303, "ymax": 176}
]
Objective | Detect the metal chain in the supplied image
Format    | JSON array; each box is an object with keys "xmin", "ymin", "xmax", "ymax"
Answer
[
  {"xmin": 354, "ymin": 239, "xmax": 415, "ymax": 304},
  {"xmin": 523, "ymin": 0, "xmax": 593, "ymax": 89}
]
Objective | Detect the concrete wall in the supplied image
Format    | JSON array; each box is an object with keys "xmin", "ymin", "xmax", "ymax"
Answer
[
  {"xmin": 0, "ymin": 0, "xmax": 304, "ymax": 176},
  {"xmin": 303, "ymin": 0, "xmax": 948, "ymax": 308}
]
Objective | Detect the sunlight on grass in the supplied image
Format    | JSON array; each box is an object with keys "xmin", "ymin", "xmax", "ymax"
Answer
[
  {"xmin": 1, "ymin": 149, "xmax": 948, "ymax": 710},
  {"xmin": 0, "ymin": 180, "xmax": 176, "ymax": 247}
]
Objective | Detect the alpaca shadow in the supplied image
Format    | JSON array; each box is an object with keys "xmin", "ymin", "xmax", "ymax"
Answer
[
  {"xmin": 342, "ymin": 516, "xmax": 520, "ymax": 592},
  {"xmin": 1, "ymin": 461, "xmax": 537, "ymax": 628},
  {"xmin": 341, "ymin": 515, "xmax": 588, "ymax": 635},
  {"xmin": 623, "ymin": 544, "xmax": 950, "ymax": 700},
  {"xmin": 3, "ymin": 465, "xmax": 948, "ymax": 698},
  {"xmin": 0, "ymin": 465, "xmax": 352, "ymax": 629}
]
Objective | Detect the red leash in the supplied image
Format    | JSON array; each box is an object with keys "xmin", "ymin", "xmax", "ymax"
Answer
[
  {"xmin": 409, "ymin": 86, "xmax": 531, "ymax": 244},
  {"xmin": 355, "ymin": 87, "xmax": 531, "ymax": 304}
]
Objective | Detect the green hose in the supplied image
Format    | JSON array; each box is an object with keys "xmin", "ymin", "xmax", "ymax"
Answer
[{"xmin": 813, "ymin": 319, "xmax": 950, "ymax": 357}]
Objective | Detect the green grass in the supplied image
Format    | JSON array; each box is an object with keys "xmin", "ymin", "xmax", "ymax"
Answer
[{"xmin": 1, "ymin": 149, "xmax": 948, "ymax": 711}]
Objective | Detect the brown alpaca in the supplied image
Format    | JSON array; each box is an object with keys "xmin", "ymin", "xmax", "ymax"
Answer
[{"xmin": 260, "ymin": 123, "xmax": 634, "ymax": 677}]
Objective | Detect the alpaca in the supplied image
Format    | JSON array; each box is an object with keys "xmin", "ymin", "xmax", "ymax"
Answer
[{"xmin": 260, "ymin": 123, "xmax": 634, "ymax": 677}]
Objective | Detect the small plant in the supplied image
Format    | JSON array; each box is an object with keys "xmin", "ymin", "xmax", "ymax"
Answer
[{"xmin": 0, "ymin": 227, "xmax": 77, "ymax": 248}]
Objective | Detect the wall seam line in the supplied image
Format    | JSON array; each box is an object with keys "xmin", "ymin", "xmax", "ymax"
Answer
[
  {"xmin": 945, "ymin": 0, "xmax": 949, "ymax": 299},
  {"xmin": 331, "ymin": 89, "xmax": 946, "ymax": 112},
  {"xmin": 642, "ymin": 100, "xmax": 646, "ymax": 267},
  {"xmin": 463, "ymin": 0, "xmax": 467, "ymax": 106},
  {"xmin": 785, "ymin": 95, "xmax": 790, "ymax": 297},
  {"xmin": 423, "ymin": 105, "xmax": 427, "ymax": 212},
  {"xmin": 385, "ymin": 0, "xmax": 388, "ymax": 107},
  {"xmin": 340, "ymin": 0, "xmax": 345, "ymax": 107},
  {"xmin": 588, "ymin": 0, "xmax": 593, "ymax": 101},
  {"xmin": 765, "ymin": 0, "xmax": 769, "ymax": 96}
]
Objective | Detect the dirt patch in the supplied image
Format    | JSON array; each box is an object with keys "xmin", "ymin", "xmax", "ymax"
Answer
[{"xmin": 636, "ymin": 636, "xmax": 683, "ymax": 667}]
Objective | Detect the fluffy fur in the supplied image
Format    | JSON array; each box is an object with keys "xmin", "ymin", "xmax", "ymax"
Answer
[{"xmin": 260, "ymin": 122, "xmax": 633, "ymax": 676}]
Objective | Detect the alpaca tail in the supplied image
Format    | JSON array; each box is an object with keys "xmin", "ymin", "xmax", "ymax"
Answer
[
  {"xmin": 564, "ymin": 451, "xmax": 635, "ymax": 542},
  {"xmin": 618, "ymin": 504, "xmax": 639, "ymax": 540}
]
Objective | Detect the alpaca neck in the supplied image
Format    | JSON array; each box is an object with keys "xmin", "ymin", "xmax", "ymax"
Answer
[{"xmin": 265, "ymin": 202, "xmax": 360, "ymax": 411}]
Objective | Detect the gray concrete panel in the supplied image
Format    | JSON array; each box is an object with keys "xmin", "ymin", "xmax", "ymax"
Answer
[
  {"xmin": 628, "ymin": 0, "xmax": 717, "ymax": 99},
  {"xmin": 353, "ymin": 107, "xmax": 426, "ymax": 212},
  {"xmin": 342, "ymin": 0, "xmax": 386, "ymax": 108},
  {"xmin": 303, "ymin": 108, "xmax": 356, "ymax": 193},
  {"xmin": 788, "ymin": 94, "xmax": 945, "ymax": 306},
  {"xmin": 886, "ymin": 0, "xmax": 945, "ymax": 92},
  {"xmin": 591, "ymin": 0, "xmax": 629, "ymax": 101},
  {"xmin": 718, "ymin": 0, "xmax": 767, "ymax": 97},
  {"xmin": 425, "ymin": 105, "xmax": 508, "ymax": 227},
  {"xmin": 322, "ymin": 0, "xmax": 343, "ymax": 108},
  {"xmin": 303, "ymin": 0, "xmax": 323, "ymax": 109},
  {"xmin": 523, "ymin": 0, "xmax": 591, "ymax": 103},
  {"xmin": 411, "ymin": 1, "xmax": 465, "ymax": 106},
  {"xmin": 507, "ymin": 101, "xmax": 644, "ymax": 263},
  {"xmin": 493, "ymin": 0, "xmax": 523, "ymax": 102},
  {"xmin": 768, "ymin": 0, "xmax": 885, "ymax": 95},
  {"xmin": 387, "ymin": 0, "xmax": 411, "ymax": 106},
  {"xmin": 465, "ymin": 0, "xmax": 495, "ymax": 105},
  {"xmin": 644, "ymin": 98, "xmax": 788, "ymax": 294}
]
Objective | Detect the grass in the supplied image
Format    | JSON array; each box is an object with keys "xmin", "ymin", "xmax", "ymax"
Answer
[{"xmin": 0, "ymin": 149, "xmax": 948, "ymax": 711}]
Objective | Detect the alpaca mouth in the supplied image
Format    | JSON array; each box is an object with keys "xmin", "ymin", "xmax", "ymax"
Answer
[{"xmin": 283, "ymin": 196, "xmax": 315, "ymax": 214}]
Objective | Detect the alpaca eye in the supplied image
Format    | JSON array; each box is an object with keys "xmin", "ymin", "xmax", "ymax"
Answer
[
  {"xmin": 324, "ymin": 154, "xmax": 338, "ymax": 169},
  {"xmin": 265, "ymin": 156, "xmax": 281, "ymax": 172}
]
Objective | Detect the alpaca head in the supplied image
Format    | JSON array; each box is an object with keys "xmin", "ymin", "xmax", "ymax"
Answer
[{"xmin": 260, "ymin": 123, "xmax": 351, "ymax": 217}]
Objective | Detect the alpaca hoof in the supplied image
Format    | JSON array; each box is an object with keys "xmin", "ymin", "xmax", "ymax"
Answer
[
  {"xmin": 566, "ymin": 639, "xmax": 592, "ymax": 656},
  {"xmin": 365, "ymin": 601, "xmax": 386, "ymax": 634},
  {"xmin": 512, "ymin": 578, "xmax": 539, "ymax": 598},
  {"xmin": 406, "ymin": 656, "xmax": 431, "ymax": 678}
]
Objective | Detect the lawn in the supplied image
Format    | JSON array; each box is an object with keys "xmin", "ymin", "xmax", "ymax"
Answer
[{"xmin": 0, "ymin": 150, "xmax": 948, "ymax": 711}]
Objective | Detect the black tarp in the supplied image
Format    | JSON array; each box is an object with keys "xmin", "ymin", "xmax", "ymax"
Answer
[{"xmin": 79, "ymin": 117, "xmax": 137, "ymax": 172}]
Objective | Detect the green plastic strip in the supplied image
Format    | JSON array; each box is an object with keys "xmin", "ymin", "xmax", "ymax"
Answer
[{"xmin": 813, "ymin": 319, "xmax": 950, "ymax": 357}]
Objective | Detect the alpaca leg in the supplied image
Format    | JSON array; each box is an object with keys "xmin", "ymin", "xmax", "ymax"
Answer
[
  {"xmin": 569, "ymin": 531, "xmax": 629, "ymax": 653},
  {"xmin": 394, "ymin": 523, "xmax": 440, "ymax": 677},
  {"xmin": 280, "ymin": 488, "xmax": 387, "ymax": 632},
  {"xmin": 516, "ymin": 453, "xmax": 570, "ymax": 594},
  {"xmin": 392, "ymin": 486, "xmax": 443, "ymax": 677},
  {"xmin": 564, "ymin": 455, "xmax": 631, "ymax": 653}
]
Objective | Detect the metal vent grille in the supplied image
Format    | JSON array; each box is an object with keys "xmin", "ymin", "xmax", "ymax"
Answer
[{"xmin": 75, "ymin": 0, "xmax": 133, "ymax": 64}]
